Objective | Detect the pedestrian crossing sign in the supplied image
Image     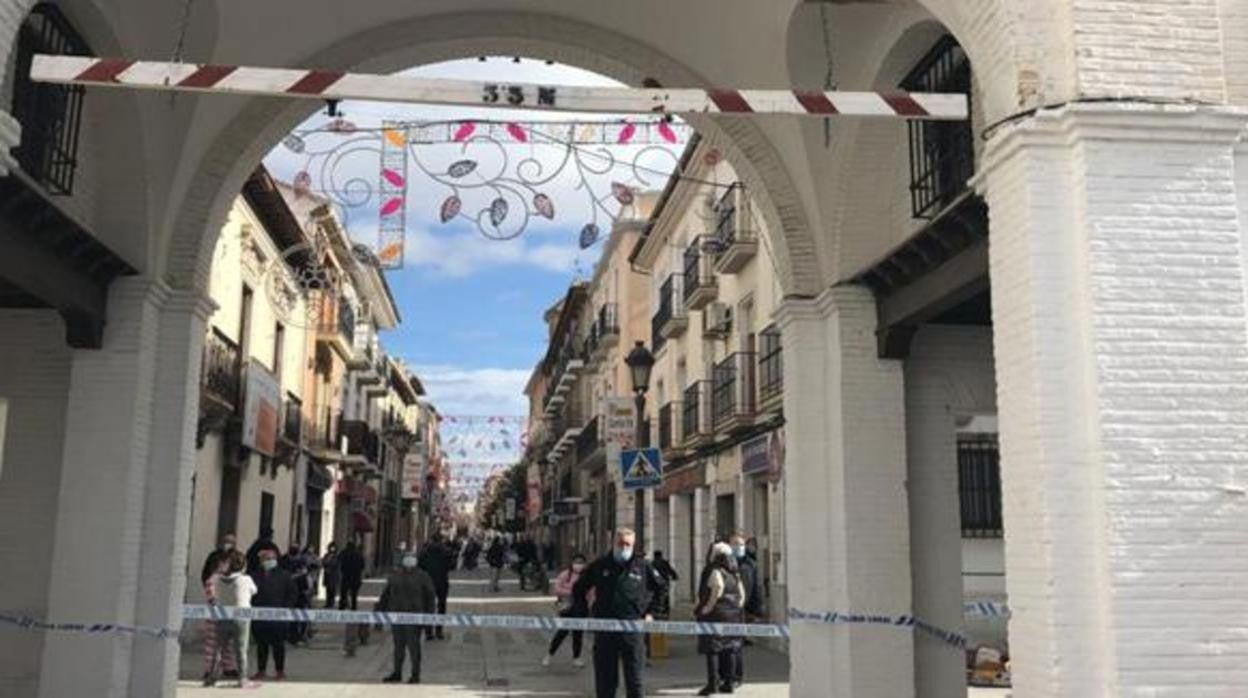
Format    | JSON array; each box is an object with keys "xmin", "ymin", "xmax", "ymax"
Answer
[{"xmin": 620, "ymin": 448, "xmax": 663, "ymax": 490}]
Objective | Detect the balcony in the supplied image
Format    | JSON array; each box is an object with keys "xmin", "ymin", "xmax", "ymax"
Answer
[
  {"xmin": 305, "ymin": 404, "xmax": 342, "ymax": 461},
  {"xmin": 594, "ymin": 303, "xmax": 620, "ymax": 357},
  {"xmin": 316, "ymin": 294, "xmax": 355, "ymax": 360},
  {"xmin": 364, "ymin": 351, "xmax": 390, "ymax": 396},
  {"xmin": 652, "ymin": 274, "xmax": 688, "ymax": 346},
  {"xmin": 658, "ymin": 401, "xmax": 684, "ymax": 457},
  {"xmin": 201, "ymin": 327, "xmax": 241, "ymax": 409},
  {"xmin": 682, "ymin": 381, "xmax": 713, "ymax": 448},
  {"xmin": 340, "ymin": 418, "xmax": 381, "ymax": 470},
  {"xmin": 575, "ymin": 415, "xmax": 602, "ymax": 463},
  {"xmin": 710, "ymin": 183, "xmax": 758, "ymax": 274},
  {"xmin": 582, "ymin": 322, "xmax": 600, "ymax": 366},
  {"xmin": 758, "ymin": 325, "xmax": 784, "ymax": 412},
  {"xmin": 281, "ymin": 393, "xmax": 302, "ymax": 445},
  {"xmin": 543, "ymin": 340, "xmax": 585, "ymax": 418},
  {"xmin": 712, "ymin": 352, "xmax": 757, "ymax": 433},
  {"xmin": 348, "ymin": 338, "xmax": 381, "ymax": 384},
  {"xmin": 683, "ymin": 238, "xmax": 718, "ymax": 311}
]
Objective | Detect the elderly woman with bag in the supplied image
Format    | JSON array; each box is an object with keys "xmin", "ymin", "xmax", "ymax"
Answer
[{"xmin": 694, "ymin": 542, "xmax": 746, "ymax": 696}]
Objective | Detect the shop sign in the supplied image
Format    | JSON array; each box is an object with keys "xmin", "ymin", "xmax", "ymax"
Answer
[
  {"xmin": 740, "ymin": 428, "xmax": 785, "ymax": 483},
  {"xmin": 657, "ymin": 461, "xmax": 707, "ymax": 499},
  {"xmin": 241, "ymin": 359, "xmax": 281, "ymax": 457},
  {"xmin": 402, "ymin": 452, "xmax": 425, "ymax": 498},
  {"xmin": 604, "ymin": 397, "xmax": 636, "ymax": 449},
  {"xmin": 768, "ymin": 428, "xmax": 785, "ymax": 483}
]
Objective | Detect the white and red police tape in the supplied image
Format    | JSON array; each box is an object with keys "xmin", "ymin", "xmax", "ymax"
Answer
[
  {"xmin": 1, "ymin": 602, "xmax": 1009, "ymax": 650},
  {"xmin": 29, "ymin": 55, "xmax": 968, "ymax": 122}
]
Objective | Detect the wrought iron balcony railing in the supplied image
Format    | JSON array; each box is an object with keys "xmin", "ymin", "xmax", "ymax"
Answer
[
  {"xmin": 201, "ymin": 327, "xmax": 241, "ymax": 408},
  {"xmin": 758, "ymin": 325, "xmax": 783, "ymax": 407},
  {"xmin": 682, "ymin": 381, "xmax": 712, "ymax": 445},
  {"xmin": 712, "ymin": 352, "xmax": 757, "ymax": 430},
  {"xmin": 658, "ymin": 401, "xmax": 683, "ymax": 453},
  {"xmin": 652, "ymin": 273, "xmax": 687, "ymax": 351},
  {"xmin": 683, "ymin": 237, "xmax": 717, "ymax": 309},
  {"xmin": 901, "ymin": 35, "xmax": 974, "ymax": 219}
]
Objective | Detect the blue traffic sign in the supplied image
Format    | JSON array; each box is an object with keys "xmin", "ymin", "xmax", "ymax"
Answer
[{"xmin": 620, "ymin": 448, "xmax": 663, "ymax": 490}]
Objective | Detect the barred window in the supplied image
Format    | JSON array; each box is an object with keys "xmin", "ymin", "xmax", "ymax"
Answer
[
  {"xmin": 900, "ymin": 35, "xmax": 973, "ymax": 219},
  {"xmin": 957, "ymin": 434, "xmax": 1002, "ymax": 537},
  {"xmin": 12, "ymin": 3, "xmax": 90, "ymax": 195}
]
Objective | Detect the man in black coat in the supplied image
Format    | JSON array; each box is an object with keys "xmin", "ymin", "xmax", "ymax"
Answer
[
  {"xmin": 379, "ymin": 550, "xmax": 437, "ymax": 684},
  {"xmin": 338, "ymin": 540, "xmax": 366, "ymax": 611},
  {"xmin": 418, "ymin": 534, "xmax": 454, "ymax": 639},
  {"xmin": 729, "ymin": 531, "xmax": 766, "ymax": 688},
  {"xmin": 250, "ymin": 549, "xmax": 297, "ymax": 680},
  {"xmin": 573, "ymin": 528, "xmax": 663, "ymax": 698}
]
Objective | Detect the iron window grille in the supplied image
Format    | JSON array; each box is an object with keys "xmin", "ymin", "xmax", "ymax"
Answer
[
  {"xmin": 900, "ymin": 35, "xmax": 974, "ymax": 219},
  {"xmin": 758, "ymin": 325, "xmax": 783, "ymax": 403},
  {"xmin": 957, "ymin": 434, "xmax": 1003, "ymax": 537},
  {"xmin": 682, "ymin": 381, "xmax": 710, "ymax": 441},
  {"xmin": 12, "ymin": 3, "xmax": 90, "ymax": 195},
  {"xmin": 711, "ymin": 352, "xmax": 756, "ymax": 426},
  {"xmin": 683, "ymin": 239, "xmax": 708, "ymax": 300}
]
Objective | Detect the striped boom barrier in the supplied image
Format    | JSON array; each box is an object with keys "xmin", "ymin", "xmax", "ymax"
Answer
[{"xmin": 29, "ymin": 55, "xmax": 969, "ymax": 122}]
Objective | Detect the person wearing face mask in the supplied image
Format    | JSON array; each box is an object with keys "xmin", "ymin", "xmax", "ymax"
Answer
[
  {"xmin": 377, "ymin": 548, "xmax": 436, "ymax": 684},
  {"xmin": 728, "ymin": 531, "xmax": 765, "ymax": 690},
  {"xmin": 199, "ymin": 533, "xmax": 239, "ymax": 683},
  {"xmin": 542, "ymin": 553, "xmax": 589, "ymax": 668},
  {"xmin": 695, "ymin": 542, "xmax": 746, "ymax": 696},
  {"xmin": 572, "ymin": 528, "xmax": 663, "ymax": 698},
  {"xmin": 250, "ymin": 549, "xmax": 297, "ymax": 681}
]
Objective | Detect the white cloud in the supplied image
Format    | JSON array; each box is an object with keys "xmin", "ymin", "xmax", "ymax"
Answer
[
  {"xmin": 403, "ymin": 225, "xmax": 583, "ymax": 278},
  {"xmin": 414, "ymin": 364, "xmax": 530, "ymax": 416}
]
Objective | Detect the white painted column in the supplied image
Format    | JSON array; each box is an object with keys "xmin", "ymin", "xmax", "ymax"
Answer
[
  {"xmin": 981, "ymin": 104, "xmax": 1248, "ymax": 696},
  {"xmin": 778, "ymin": 288, "xmax": 912, "ymax": 698},
  {"xmin": 36, "ymin": 280, "xmax": 211, "ymax": 698}
]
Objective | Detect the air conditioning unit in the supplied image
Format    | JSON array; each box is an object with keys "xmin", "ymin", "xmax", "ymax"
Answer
[{"xmin": 703, "ymin": 302, "xmax": 732, "ymax": 338}]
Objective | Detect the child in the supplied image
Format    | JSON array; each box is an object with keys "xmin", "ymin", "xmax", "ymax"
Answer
[
  {"xmin": 541, "ymin": 553, "xmax": 589, "ymax": 668},
  {"xmin": 206, "ymin": 550, "xmax": 258, "ymax": 688}
]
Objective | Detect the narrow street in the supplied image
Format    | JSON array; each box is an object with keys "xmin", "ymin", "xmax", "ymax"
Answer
[{"xmin": 177, "ymin": 569, "xmax": 791, "ymax": 696}]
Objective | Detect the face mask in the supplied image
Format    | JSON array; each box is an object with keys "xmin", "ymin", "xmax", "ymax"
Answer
[
  {"xmin": 614, "ymin": 547, "xmax": 633, "ymax": 563},
  {"xmin": 261, "ymin": 559, "xmax": 278, "ymax": 571},
  {"xmin": 733, "ymin": 545, "xmax": 747, "ymax": 559},
  {"xmin": 572, "ymin": 564, "xmax": 585, "ymax": 573},
  {"xmin": 221, "ymin": 543, "xmax": 234, "ymax": 552},
  {"xmin": 401, "ymin": 555, "xmax": 418, "ymax": 568}
]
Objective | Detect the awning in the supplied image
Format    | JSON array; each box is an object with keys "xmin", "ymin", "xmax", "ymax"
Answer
[{"xmin": 351, "ymin": 511, "xmax": 374, "ymax": 533}]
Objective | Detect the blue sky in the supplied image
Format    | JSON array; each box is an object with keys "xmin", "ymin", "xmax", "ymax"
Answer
[{"xmin": 263, "ymin": 59, "xmax": 679, "ymax": 417}]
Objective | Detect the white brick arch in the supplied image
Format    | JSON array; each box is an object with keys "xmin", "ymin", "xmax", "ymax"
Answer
[{"xmin": 160, "ymin": 10, "xmax": 824, "ymax": 299}]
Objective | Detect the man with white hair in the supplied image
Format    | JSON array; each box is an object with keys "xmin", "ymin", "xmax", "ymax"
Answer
[{"xmin": 573, "ymin": 528, "xmax": 664, "ymax": 698}]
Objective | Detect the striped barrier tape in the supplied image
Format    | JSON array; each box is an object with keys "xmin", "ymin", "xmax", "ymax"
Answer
[
  {"xmin": 28, "ymin": 55, "xmax": 969, "ymax": 122},
  {"xmin": 0, "ymin": 602, "xmax": 1010, "ymax": 649}
]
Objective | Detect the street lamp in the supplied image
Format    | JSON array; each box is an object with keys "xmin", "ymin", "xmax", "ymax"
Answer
[{"xmin": 623, "ymin": 341, "xmax": 654, "ymax": 550}]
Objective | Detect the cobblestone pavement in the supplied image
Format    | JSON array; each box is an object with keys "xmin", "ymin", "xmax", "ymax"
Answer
[{"xmin": 177, "ymin": 570, "xmax": 1008, "ymax": 697}]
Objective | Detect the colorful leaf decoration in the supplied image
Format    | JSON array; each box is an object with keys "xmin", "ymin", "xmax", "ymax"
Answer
[
  {"xmin": 379, "ymin": 243, "xmax": 402, "ymax": 261},
  {"xmin": 505, "ymin": 123, "xmax": 528, "ymax": 143},
  {"xmin": 657, "ymin": 121, "xmax": 678, "ymax": 144},
  {"xmin": 328, "ymin": 118, "xmax": 356, "ymax": 133},
  {"xmin": 381, "ymin": 168, "xmax": 405, "ymax": 188},
  {"xmin": 617, "ymin": 122, "xmax": 636, "ymax": 144},
  {"xmin": 533, "ymin": 193, "xmax": 555, "ymax": 219},
  {"xmin": 439, "ymin": 196, "xmax": 461, "ymax": 223},
  {"xmin": 704, "ymin": 148, "xmax": 722, "ymax": 166},
  {"xmin": 282, "ymin": 134, "xmax": 306, "ymax": 154},
  {"xmin": 452, "ymin": 122, "xmax": 476, "ymax": 142},
  {"xmin": 383, "ymin": 129, "xmax": 406, "ymax": 148},
  {"xmin": 489, "ymin": 198, "xmax": 509, "ymax": 227},
  {"xmin": 293, "ymin": 171, "xmax": 312, "ymax": 198},
  {"xmin": 579, "ymin": 223, "xmax": 600, "ymax": 249},
  {"xmin": 448, "ymin": 160, "xmax": 477, "ymax": 178},
  {"xmin": 611, "ymin": 182, "xmax": 635, "ymax": 205},
  {"xmin": 379, "ymin": 197, "xmax": 403, "ymax": 217}
]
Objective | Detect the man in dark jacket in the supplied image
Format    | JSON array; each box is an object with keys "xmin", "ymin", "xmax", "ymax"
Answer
[
  {"xmin": 250, "ymin": 549, "xmax": 297, "ymax": 680},
  {"xmin": 338, "ymin": 540, "xmax": 366, "ymax": 611},
  {"xmin": 573, "ymin": 528, "xmax": 663, "ymax": 698},
  {"xmin": 729, "ymin": 531, "xmax": 766, "ymax": 688},
  {"xmin": 378, "ymin": 548, "xmax": 437, "ymax": 684},
  {"xmin": 418, "ymin": 534, "xmax": 454, "ymax": 640},
  {"xmin": 486, "ymin": 537, "xmax": 506, "ymax": 592}
]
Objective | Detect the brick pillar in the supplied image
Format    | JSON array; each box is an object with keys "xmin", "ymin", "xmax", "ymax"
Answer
[
  {"xmin": 37, "ymin": 280, "xmax": 211, "ymax": 698},
  {"xmin": 981, "ymin": 104, "xmax": 1248, "ymax": 696},
  {"xmin": 777, "ymin": 288, "xmax": 912, "ymax": 698}
]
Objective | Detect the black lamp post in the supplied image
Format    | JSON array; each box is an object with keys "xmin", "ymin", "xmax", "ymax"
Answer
[{"xmin": 623, "ymin": 341, "xmax": 655, "ymax": 549}]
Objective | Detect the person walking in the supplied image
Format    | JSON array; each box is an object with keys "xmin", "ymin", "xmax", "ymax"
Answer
[
  {"xmin": 542, "ymin": 553, "xmax": 588, "ymax": 668},
  {"xmin": 338, "ymin": 540, "xmax": 366, "ymax": 611},
  {"xmin": 573, "ymin": 528, "xmax": 663, "ymax": 698},
  {"xmin": 250, "ymin": 549, "xmax": 297, "ymax": 681},
  {"xmin": 245, "ymin": 527, "xmax": 281, "ymax": 577},
  {"xmin": 695, "ymin": 542, "xmax": 746, "ymax": 696},
  {"xmin": 378, "ymin": 548, "xmax": 437, "ymax": 684},
  {"xmin": 729, "ymin": 531, "xmax": 765, "ymax": 689},
  {"xmin": 321, "ymin": 542, "xmax": 341, "ymax": 609},
  {"xmin": 418, "ymin": 533, "xmax": 454, "ymax": 640},
  {"xmin": 486, "ymin": 537, "xmax": 506, "ymax": 592},
  {"xmin": 204, "ymin": 550, "xmax": 257, "ymax": 688}
]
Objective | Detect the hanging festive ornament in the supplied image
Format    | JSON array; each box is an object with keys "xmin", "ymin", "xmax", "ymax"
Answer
[
  {"xmin": 579, "ymin": 223, "xmax": 600, "ymax": 249},
  {"xmin": 384, "ymin": 129, "xmax": 406, "ymax": 148},
  {"xmin": 505, "ymin": 123, "xmax": 528, "ymax": 142},
  {"xmin": 611, "ymin": 182, "xmax": 635, "ymax": 205},
  {"xmin": 489, "ymin": 198, "xmax": 509, "ymax": 227},
  {"xmin": 379, "ymin": 242, "xmax": 402, "ymax": 263},
  {"xmin": 380, "ymin": 197, "xmax": 403, "ymax": 217},
  {"xmin": 617, "ymin": 122, "xmax": 636, "ymax": 144},
  {"xmin": 293, "ymin": 171, "xmax": 312, "ymax": 198},
  {"xmin": 440, "ymin": 196, "xmax": 462, "ymax": 223},
  {"xmin": 327, "ymin": 118, "xmax": 357, "ymax": 133},
  {"xmin": 448, "ymin": 160, "xmax": 477, "ymax": 178},
  {"xmin": 382, "ymin": 168, "xmax": 405, "ymax": 187},
  {"xmin": 533, "ymin": 193, "xmax": 555, "ymax": 220},
  {"xmin": 704, "ymin": 148, "xmax": 722, "ymax": 166},
  {"xmin": 282, "ymin": 134, "xmax": 306, "ymax": 153},
  {"xmin": 657, "ymin": 120, "xmax": 678, "ymax": 144}
]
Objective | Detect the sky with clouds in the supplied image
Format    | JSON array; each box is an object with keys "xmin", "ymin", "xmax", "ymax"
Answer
[{"xmin": 262, "ymin": 59, "xmax": 682, "ymax": 419}]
